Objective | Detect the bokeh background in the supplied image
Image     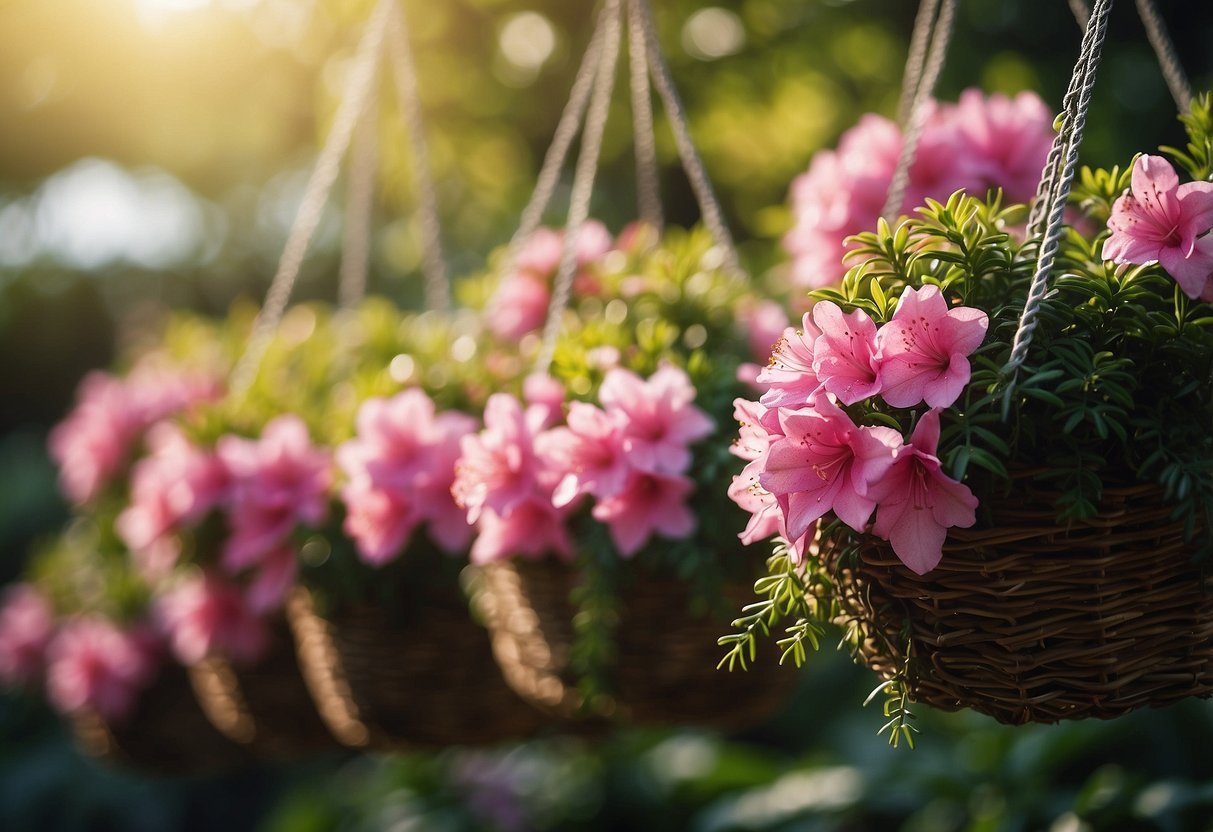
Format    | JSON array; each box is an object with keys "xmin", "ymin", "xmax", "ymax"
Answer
[{"xmin": 3, "ymin": 0, "xmax": 1213, "ymax": 829}]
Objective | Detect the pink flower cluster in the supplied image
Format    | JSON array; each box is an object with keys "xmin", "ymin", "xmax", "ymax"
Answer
[
  {"xmin": 48, "ymin": 361, "xmax": 220, "ymax": 504},
  {"xmin": 784, "ymin": 89, "xmax": 1054, "ymax": 288},
  {"xmin": 45, "ymin": 616, "xmax": 160, "ymax": 721},
  {"xmin": 488, "ymin": 221, "xmax": 613, "ymax": 340},
  {"xmin": 1103, "ymin": 154, "xmax": 1213, "ymax": 300},
  {"xmin": 338, "ymin": 390, "xmax": 477, "ymax": 565},
  {"xmin": 0, "ymin": 584, "xmax": 55, "ymax": 688},
  {"xmin": 730, "ymin": 285, "xmax": 987, "ymax": 574},
  {"xmin": 115, "ymin": 415, "xmax": 331, "ymax": 665},
  {"xmin": 454, "ymin": 365, "xmax": 713, "ymax": 562}
]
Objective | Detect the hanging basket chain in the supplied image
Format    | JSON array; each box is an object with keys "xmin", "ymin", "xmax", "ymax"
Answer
[
  {"xmin": 627, "ymin": 0, "xmax": 663, "ymax": 230},
  {"xmin": 386, "ymin": 0, "xmax": 450, "ymax": 312},
  {"xmin": 500, "ymin": 7, "xmax": 611, "ymax": 282},
  {"xmin": 339, "ymin": 86, "xmax": 380, "ymax": 309},
  {"xmin": 1134, "ymin": 0, "xmax": 1194, "ymax": 113},
  {"xmin": 230, "ymin": 0, "xmax": 392, "ymax": 397},
  {"xmin": 1002, "ymin": 0, "xmax": 1114, "ymax": 399},
  {"xmin": 633, "ymin": 0, "xmax": 744, "ymax": 278},
  {"xmin": 896, "ymin": 0, "xmax": 942, "ymax": 126},
  {"xmin": 533, "ymin": 0, "xmax": 624, "ymax": 378},
  {"xmin": 881, "ymin": 0, "xmax": 957, "ymax": 222}
]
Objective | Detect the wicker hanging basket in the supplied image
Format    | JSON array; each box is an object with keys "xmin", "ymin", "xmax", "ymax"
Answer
[
  {"xmin": 476, "ymin": 558, "xmax": 798, "ymax": 730},
  {"xmin": 286, "ymin": 575, "xmax": 546, "ymax": 751},
  {"xmin": 186, "ymin": 614, "xmax": 339, "ymax": 759},
  {"xmin": 71, "ymin": 663, "xmax": 253, "ymax": 775},
  {"xmin": 823, "ymin": 474, "xmax": 1213, "ymax": 725}
]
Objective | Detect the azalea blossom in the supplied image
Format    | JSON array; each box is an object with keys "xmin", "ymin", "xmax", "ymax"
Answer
[
  {"xmin": 453, "ymin": 394, "xmax": 544, "ymax": 524},
  {"xmin": 756, "ymin": 313, "xmax": 823, "ymax": 411},
  {"xmin": 591, "ymin": 471, "xmax": 697, "ymax": 557},
  {"xmin": 537, "ymin": 401, "xmax": 630, "ymax": 508},
  {"xmin": 868, "ymin": 409, "xmax": 978, "ymax": 574},
  {"xmin": 760, "ymin": 397, "xmax": 901, "ymax": 539},
  {"xmin": 217, "ymin": 415, "xmax": 331, "ymax": 572},
  {"xmin": 1103, "ymin": 154, "xmax": 1213, "ymax": 299},
  {"xmin": 45, "ymin": 617, "xmax": 159, "ymax": 721},
  {"xmin": 155, "ymin": 572, "xmax": 269, "ymax": 665},
  {"xmin": 116, "ymin": 423, "xmax": 230, "ymax": 579},
  {"xmin": 469, "ymin": 498, "xmax": 572, "ymax": 565},
  {"xmin": 0, "ymin": 584, "xmax": 55, "ymax": 687},
  {"xmin": 339, "ymin": 391, "xmax": 476, "ymax": 564},
  {"xmin": 811, "ymin": 302, "xmax": 882, "ymax": 405},
  {"xmin": 598, "ymin": 365, "xmax": 715, "ymax": 475},
  {"xmin": 876, "ymin": 285, "xmax": 989, "ymax": 409}
]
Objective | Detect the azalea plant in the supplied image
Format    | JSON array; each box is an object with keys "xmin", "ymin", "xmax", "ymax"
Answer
[
  {"xmin": 454, "ymin": 223, "xmax": 781, "ymax": 707},
  {"xmin": 784, "ymin": 87, "xmax": 1055, "ymax": 289},
  {"xmin": 722, "ymin": 93, "xmax": 1213, "ymax": 744}
]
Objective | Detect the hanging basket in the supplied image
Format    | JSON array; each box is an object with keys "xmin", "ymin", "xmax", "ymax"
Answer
[
  {"xmin": 477, "ymin": 558, "xmax": 798, "ymax": 730},
  {"xmin": 71, "ymin": 663, "xmax": 252, "ymax": 775},
  {"xmin": 823, "ymin": 473, "xmax": 1213, "ymax": 725},
  {"xmin": 286, "ymin": 577, "xmax": 546, "ymax": 751},
  {"xmin": 186, "ymin": 614, "xmax": 339, "ymax": 758}
]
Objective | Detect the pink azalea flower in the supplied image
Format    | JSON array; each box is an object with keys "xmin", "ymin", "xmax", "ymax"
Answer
[
  {"xmin": 339, "ymin": 392, "xmax": 477, "ymax": 564},
  {"xmin": 488, "ymin": 222, "xmax": 613, "ymax": 339},
  {"xmin": 728, "ymin": 467, "xmax": 783, "ymax": 546},
  {"xmin": 949, "ymin": 88, "xmax": 1054, "ymax": 204},
  {"xmin": 48, "ymin": 372, "xmax": 145, "ymax": 505},
  {"xmin": 536, "ymin": 401, "xmax": 630, "ymax": 508},
  {"xmin": 155, "ymin": 572, "xmax": 269, "ymax": 665},
  {"xmin": 48, "ymin": 362, "xmax": 222, "ymax": 505},
  {"xmin": 868, "ymin": 409, "xmax": 978, "ymax": 575},
  {"xmin": 811, "ymin": 302, "xmax": 882, "ymax": 404},
  {"xmin": 218, "ymin": 415, "xmax": 331, "ymax": 573},
  {"xmin": 591, "ymin": 471, "xmax": 697, "ymax": 557},
  {"xmin": 760, "ymin": 397, "xmax": 901, "ymax": 539},
  {"xmin": 731, "ymin": 398, "xmax": 776, "ymax": 462},
  {"xmin": 469, "ymin": 498, "xmax": 573, "ymax": 565},
  {"xmin": 1103, "ymin": 154, "xmax": 1213, "ymax": 298},
  {"xmin": 341, "ymin": 482, "xmax": 421, "ymax": 566},
  {"xmin": 598, "ymin": 365, "xmax": 715, "ymax": 475},
  {"xmin": 245, "ymin": 545, "xmax": 299, "ymax": 613},
  {"xmin": 116, "ymin": 424, "xmax": 230, "ymax": 579},
  {"xmin": 741, "ymin": 300, "xmax": 792, "ymax": 364},
  {"xmin": 488, "ymin": 273, "xmax": 551, "ymax": 341},
  {"xmin": 523, "ymin": 374, "xmax": 566, "ymax": 431},
  {"xmin": 453, "ymin": 394, "xmax": 543, "ymax": 524},
  {"xmin": 875, "ymin": 285, "xmax": 989, "ymax": 409},
  {"xmin": 0, "ymin": 584, "xmax": 55, "ymax": 687},
  {"xmin": 45, "ymin": 617, "xmax": 159, "ymax": 721},
  {"xmin": 757, "ymin": 313, "xmax": 824, "ymax": 411}
]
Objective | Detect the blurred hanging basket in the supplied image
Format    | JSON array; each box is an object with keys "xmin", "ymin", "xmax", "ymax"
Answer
[
  {"xmin": 286, "ymin": 549, "xmax": 546, "ymax": 750},
  {"xmin": 477, "ymin": 559, "xmax": 796, "ymax": 729},
  {"xmin": 187, "ymin": 614, "xmax": 339, "ymax": 758},
  {"xmin": 72, "ymin": 663, "xmax": 252, "ymax": 775},
  {"xmin": 822, "ymin": 474, "xmax": 1213, "ymax": 725}
]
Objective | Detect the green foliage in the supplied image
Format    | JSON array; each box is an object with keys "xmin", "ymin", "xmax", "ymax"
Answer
[{"xmin": 1163, "ymin": 92, "xmax": 1213, "ymax": 182}]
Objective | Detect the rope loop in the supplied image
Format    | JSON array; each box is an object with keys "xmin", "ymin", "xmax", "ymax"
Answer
[{"xmin": 1001, "ymin": 0, "xmax": 1115, "ymax": 409}]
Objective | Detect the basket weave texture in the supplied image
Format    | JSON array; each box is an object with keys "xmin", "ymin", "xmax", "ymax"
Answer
[
  {"xmin": 187, "ymin": 614, "xmax": 338, "ymax": 758},
  {"xmin": 827, "ymin": 478, "xmax": 1213, "ymax": 725},
  {"xmin": 72, "ymin": 662, "xmax": 252, "ymax": 775},
  {"xmin": 476, "ymin": 559, "xmax": 797, "ymax": 730},
  {"xmin": 286, "ymin": 583, "xmax": 545, "ymax": 750}
]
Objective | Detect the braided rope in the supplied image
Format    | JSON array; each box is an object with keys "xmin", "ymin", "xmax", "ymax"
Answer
[
  {"xmin": 897, "ymin": 0, "xmax": 942, "ymax": 125},
  {"xmin": 633, "ymin": 0, "xmax": 744, "ymax": 277},
  {"xmin": 1135, "ymin": 0, "xmax": 1194, "ymax": 113},
  {"xmin": 881, "ymin": 0, "xmax": 957, "ymax": 222},
  {"xmin": 1002, "ymin": 0, "xmax": 1114, "ymax": 395},
  {"xmin": 338, "ymin": 92, "xmax": 379, "ymax": 309},
  {"xmin": 627, "ymin": 0, "xmax": 663, "ymax": 229},
  {"xmin": 386, "ymin": 0, "xmax": 449, "ymax": 312},
  {"xmin": 500, "ymin": 7, "xmax": 609, "ymax": 281},
  {"xmin": 231, "ymin": 0, "xmax": 391, "ymax": 396},
  {"xmin": 533, "ymin": 0, "xmax": 623, "ymax": 377},
  {"xmin": 1068, "ymin": 0, "xmax": 1091, "ymax": 29}
]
